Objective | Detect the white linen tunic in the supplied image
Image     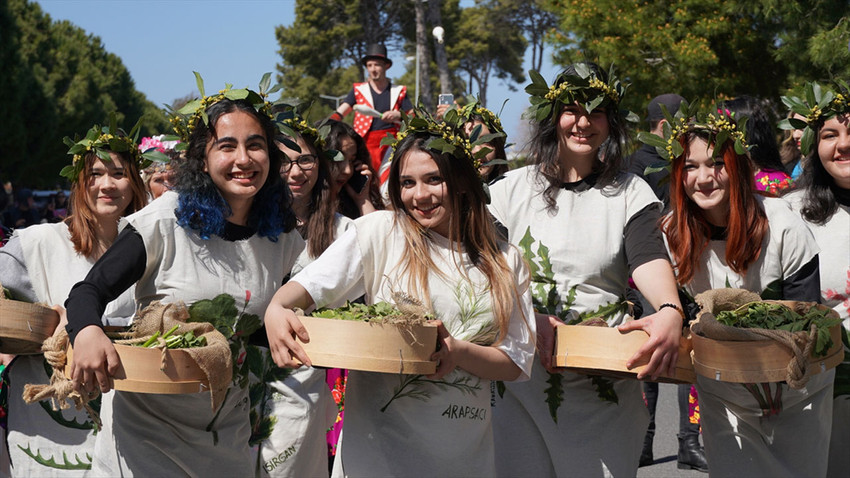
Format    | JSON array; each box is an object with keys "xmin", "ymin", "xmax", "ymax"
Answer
[
  {"xmin": 785, "ymin": 190, "xmax": 850, "ymax": 478},
  {"xmin": 4, "ymin": 222, "xmax": 135, "ymax": 477},
  {"xmin": 487, "ymin": 167, "xmax": 659, "ymax": 478},
  {"xmin": 681, "ymin": 196, "xmax": 832, "ymax": 478},
  {"xmin": 292, "ymin": 210, "xmax": 535, "ymax": 477},
  {"xmin": 257, "ymin": 213, "xmax": 351, "ymax": 477},
  {"xmin": 90, "ymin": 191, "xmax": 304, "ymax": 477}
]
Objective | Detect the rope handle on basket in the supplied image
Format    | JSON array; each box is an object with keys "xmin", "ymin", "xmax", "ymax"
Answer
[{"xmin": 21, "ymin": 328, "xmax": 103, "ymax": 430}]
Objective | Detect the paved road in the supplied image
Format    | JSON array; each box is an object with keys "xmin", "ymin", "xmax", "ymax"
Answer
[{"xmin": 636, "ymin": 383, "xmax": 708, "ymax": 478}]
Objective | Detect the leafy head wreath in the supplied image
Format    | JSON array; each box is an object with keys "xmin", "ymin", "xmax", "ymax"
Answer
[
  {"xmin": 61, "ymin": 112, "xmax": 169, "ymax": 183},
  {"xmin": 381, "ymin": 104, "xmax": 507, "ymax": 172},
  {"xmin": 524, "ymin": 63, "xmax": 638, "ymax": 123},
  {"xmin": 273, "ymin": 104, "xmax": 342, "ymax": 163},
  {"xmin": 636, "ymin": 99, "xmax": 750, "ymax": 176},
  {"xmin": 166, "ymin": 72, "xmax": 279, "ymax": 146},
  {"xmin": 778, "ymin": 80, "xmax": 850, "ymax": 156}
]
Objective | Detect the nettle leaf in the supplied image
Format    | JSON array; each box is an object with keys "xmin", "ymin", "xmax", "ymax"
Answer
[
  {"xmin": 234, "ymin": 312, "xmax": 261, "ymax": 337},
  {"xmin": 188, "ymin": 294, "xmax": 239, "ymax": 339},
  {"xmin": 544, "ymin": 371, "xmax": 564, "ymax": 423}
]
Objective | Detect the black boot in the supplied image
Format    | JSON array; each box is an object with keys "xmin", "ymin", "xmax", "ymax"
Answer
[
  {"xmin": 639, "ymin": 434, "xmax": 653, "ymax": 467},
  {"xmin": 677, "ymin": 435, "xmax": 708, "ymax": 473}
]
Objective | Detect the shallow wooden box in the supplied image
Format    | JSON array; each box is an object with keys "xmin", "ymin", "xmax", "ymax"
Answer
[
  {"xmin": 67, "ymin": 344, "xmax": 209, "ymax": 394},
  {"xmin": 0, "ymin": 300, "xmax": 59, "ymax": 354},
  {"xmin": 297, "ymin": 316, "xmax": 438, "ymax": 374},
  {"xmin": 691, "ymin": 324, "xmax": 843, "ymax": 383},
  {"xmin": 554, "ymin": 325, "xmax": 696, "ymax": 383}
]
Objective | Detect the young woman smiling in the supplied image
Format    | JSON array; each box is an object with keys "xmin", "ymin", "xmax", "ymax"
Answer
[
  {"xmin": 489, "ymin": 63, "xmax": 685, "ymax": 477},
  {"xmin": 0, "ymin": 124, "xmax": 146, "ymax": 477},
  {"xmin": 660, "ymin": 109, "xmax": 828, "ymax": 478},
  {"xmin": 782, "ymin": 83, "xmax": 850, "ymax": 478},
  {"xmin": 63, "ymin": 89, "xmax": 304, "ymax": 476},
  {"xmin": 263, "ymin": 111, "xmax": 535, "ymax": 477}
]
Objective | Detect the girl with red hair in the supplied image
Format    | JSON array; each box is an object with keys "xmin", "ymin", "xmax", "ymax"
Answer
[{"xmin": 661, "ymin": 119, "xmax": 830, "ymax": 477}]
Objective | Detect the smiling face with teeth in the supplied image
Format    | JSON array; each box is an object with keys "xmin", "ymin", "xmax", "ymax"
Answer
[
  {"xmin": 398, "ymin": 149, "xmax": 452, "ymax": 237},
  {"xmin": 203, "ymin": 110, "xmax": 270, "ymax": 225},
  {"xmin": 817, "ymin": 113, "xmax": 850, "ymax": 189},
  {"xmin": 557, "ymin": 102, "xmax": 609, "ymax": 161}
]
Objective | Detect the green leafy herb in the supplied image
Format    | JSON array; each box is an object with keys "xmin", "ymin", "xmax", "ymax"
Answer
[{"xmin": 715, "ymin": 302, "xmax": 841, "ymax": 357}]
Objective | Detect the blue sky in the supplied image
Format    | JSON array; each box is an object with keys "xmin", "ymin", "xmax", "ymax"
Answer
[{"xmin": 38, "ymin": 0, "xmax": 558, "ymax": 147}]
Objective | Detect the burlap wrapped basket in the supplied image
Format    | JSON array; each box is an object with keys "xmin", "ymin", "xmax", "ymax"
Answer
[
  {"xmin": 23, "ymin": 301, "xmax": 232, "ymax": 429},
  {"xmin": 690, "ymin": 288, "xmax": 843, "ymax": 388}
]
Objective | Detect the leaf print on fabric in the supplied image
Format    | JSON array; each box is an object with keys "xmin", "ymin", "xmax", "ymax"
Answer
[
  {"xmin": 518, "ymin": 227, "xmax": 624, "ymax": 414},
  {"xmin": 380, "ymin": 374, "xmax": 482, "ymax": 412},
  {"xmin": 17, "ymin": 444, "xmax": 91, "ymax": 470},
  {"xmin": 451, "ymin": 282, "xmax": 498, "ymax": 345}
]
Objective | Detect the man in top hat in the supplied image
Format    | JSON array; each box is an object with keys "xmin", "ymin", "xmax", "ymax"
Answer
[{"xmin": 331, "ymin": 43, "xmax": 413, "ymax": 183}]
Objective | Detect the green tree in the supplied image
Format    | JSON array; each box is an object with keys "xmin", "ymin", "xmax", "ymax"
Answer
[
  {"xmin": 1, "ymin": 0, "xmax": 169, "ymax": 188},
  {"xmin": 546, "ymin": 0, "xmax": 849, "ymax": 113},
  {"xmin": 447, "ymin": 1, "xmax": 526, "ymax": 107}
]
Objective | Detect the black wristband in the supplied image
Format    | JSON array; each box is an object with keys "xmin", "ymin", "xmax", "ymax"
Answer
[{"xmin": 658, "ymin": 303, "xmax": 685, "ymax": 320}]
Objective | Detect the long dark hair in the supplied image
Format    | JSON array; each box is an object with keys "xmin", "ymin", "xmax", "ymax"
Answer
[
  {"xmin": 174, "ymin": 98, "xmax": 296, "ymax": 240},
  {"xmin": 526, "ymin": 62, "xmax": 630, "ymax": 211},
  {"xmin": 325, "ymin": 120, "xmax": 384, "ymax": 218},
  {"xmin": 284, "ymin": 133, "xmax": 340, "ymax": 258},
  {"xmin": 793, "ymin": 113, "xmax": 849, "ymax": 225}
]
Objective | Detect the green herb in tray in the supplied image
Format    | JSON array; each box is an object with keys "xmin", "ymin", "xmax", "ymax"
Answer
[
  {"xmin": 715, "ymin": 302, "xmax": 841, "ymax": 357},
  {"xmin": 311, "ymin": 301, "xmax": 431, "ymax": 323},
  {"xmin": 135, "ymin": 324, "xmax": 207, "ymax": 349}
]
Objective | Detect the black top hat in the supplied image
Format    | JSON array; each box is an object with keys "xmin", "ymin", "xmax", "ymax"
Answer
[{"xmin": 361, "ymin": 44, "xmax": 392, "ymax": 67}]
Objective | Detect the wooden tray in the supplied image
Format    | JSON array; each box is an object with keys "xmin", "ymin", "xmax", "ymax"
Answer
[
  {"xmin": 67, "ymin": 344, "xmax": 209, "ymax": 394},
  {"xmin": 297, "ymin": 316, "xmax": 438, "ymax": 374},
  {"xmin": 554, "ymin": 325, "xmax": 696, "ymax": 383},
  {"xmin": 691, "ymin": 324, "xmax": 843, "ymax": 383},
  {"xmin": 0, "ymin": 300, "xmax": 59, "ymax": 354}
]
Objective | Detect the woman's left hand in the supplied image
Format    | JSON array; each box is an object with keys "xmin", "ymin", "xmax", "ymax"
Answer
[
  {"xmin": 617, "ymin": 307, "xmax": 682, "ymax": 381},
  {"xmin": 427, "ymin": 320, "xmax": 464, "ymax": 380}
]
